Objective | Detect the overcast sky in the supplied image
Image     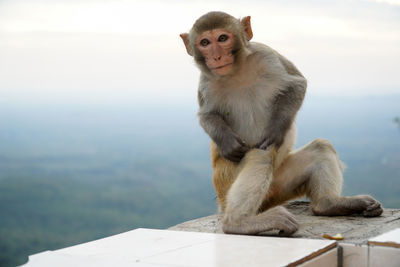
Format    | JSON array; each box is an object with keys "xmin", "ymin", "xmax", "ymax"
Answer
[{"xmin": 0, "ymin": 0, "xmax": 399, "ymax": 106}]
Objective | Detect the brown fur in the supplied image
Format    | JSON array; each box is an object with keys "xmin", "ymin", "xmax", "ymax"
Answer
[{"xmin": 210, "ymin": 141, "xmax": 237, "ymax": 209}]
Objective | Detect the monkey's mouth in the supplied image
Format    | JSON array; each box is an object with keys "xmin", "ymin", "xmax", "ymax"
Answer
[{"xmin": 213, "ymin": 63, "xmax": 233, "ymax": 70}]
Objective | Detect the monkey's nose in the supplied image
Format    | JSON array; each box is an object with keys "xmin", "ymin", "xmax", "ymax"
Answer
[{"xmin": 214, "ymin": 55, "xmax": 222, "ymax": 61}]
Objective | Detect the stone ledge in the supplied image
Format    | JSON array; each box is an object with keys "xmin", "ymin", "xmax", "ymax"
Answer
[{"xmin": 169, "ymin": 201, "xmax": 400, "ymax": 244}]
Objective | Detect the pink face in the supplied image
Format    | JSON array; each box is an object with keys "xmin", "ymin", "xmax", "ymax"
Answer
[{"xmin": 196, "ymin": 29, "xmax": 235, "ymax": 76}]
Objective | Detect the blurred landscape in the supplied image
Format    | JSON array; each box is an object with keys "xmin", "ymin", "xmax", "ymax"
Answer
[
  {"xmin": 0, "ymin": 94, "xmax": 399, "ymax": 266},
  {"xmin": 1, "ymin": 1, "xmax": 399, "ymax": 266}
]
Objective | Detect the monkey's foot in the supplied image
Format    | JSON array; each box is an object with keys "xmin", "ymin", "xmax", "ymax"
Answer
[
  {"xmin": 311, "ymin": 195, "xmax": 383, "ymax": 217},
  {"xmin": 222, "ymin": 206, "xmax": 299, "ymax": 236},
  {"xmin": 268, "ymin": 206, "xmax": 299, "ymax": 236}
]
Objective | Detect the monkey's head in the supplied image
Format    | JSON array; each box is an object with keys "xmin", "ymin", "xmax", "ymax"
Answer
[{"xmin": 180, "ymin": 11, "xmax": 253, "ymax": 77}]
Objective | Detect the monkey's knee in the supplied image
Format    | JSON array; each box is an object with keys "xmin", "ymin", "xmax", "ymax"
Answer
[
  {"xmin": 242, "ymin": 147, "xmax": 275, "ymax": 166},
  {"xmin": 308, "ymin": 139, "xmax": 345, "ymax": 171},
  {"xmin": 308, "ymin": 138, "xmax": 337, "ymax": 155},
  {"xmin": 307, "ymin": 139, "xmax": 344, "ymax": 177}
]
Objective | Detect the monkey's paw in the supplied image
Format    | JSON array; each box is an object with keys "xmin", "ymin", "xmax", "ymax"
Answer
[
  {"xmin": 355, "ymin": 195, "xmax": 383, "ymax": 217},
  {"xmin": 219, "ymin": 135, "xmax": 249, "ymax": 162},
  {"xmin": 266, "ymin": 206, "xmax": 299, "ymax": 236}
]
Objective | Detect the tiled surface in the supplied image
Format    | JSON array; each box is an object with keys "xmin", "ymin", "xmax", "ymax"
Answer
[
  {"xmin": 298, "ymin": 247, "xmax": 337, "ymax": 267},
  {"xmin": 340, "ymin": 243, "xmax": 368, "ymax": 267},
  {"xmin": 368, "ymin": 228, "xmax": 400, "ymax": 248},
  {"xmin": 368, "ymin": 228, "xmax": 400, "ymax": 267},
  {"xmin": 369, "ymin": 246, "xmax": 400, "ymax": 267},
  {"xmin": 24, "ymin": 228, "xmax": 336, "ymax": 267},
  {"xmin": 339, "ymin": 231, "xmax": 400, "ymax": 267}
]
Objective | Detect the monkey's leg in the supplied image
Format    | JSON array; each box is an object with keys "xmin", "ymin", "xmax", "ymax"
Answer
[
  {"xmin": 263, "ymin": 138, "xmax": 383, "ymax": 217},
  {"xmin": 222, "ymin": 148, "xmax": 299, "ymax": 236}
]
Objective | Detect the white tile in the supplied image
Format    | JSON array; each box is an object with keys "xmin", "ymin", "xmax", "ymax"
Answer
[
  {"xmin": 142, "ymin": 234, "xmax": 336, "ymax": 267},
  {"xmin": 369, "ymin": 245, "xmax": 400, "ymax": 267},
  {"xmin": 25, "ymin": 253, "xmax": 140, "ymax": 267},
  {"xmin": 136, "ymin": 231, "xmax": 336, "ymax": 267},
  {"xmin": 340, "ymin": 243, "xmax": 368, "ymax": 267},
  {"xmin": 297, "ymin": 248, "xmax": 337, "ymax": 267},
  {"xmin": 24, "ymin": 228, "xmax": 336, "ymax": 267},
  {"xmin": 368, "ymin": 228, "xmax": 400, "ymax": 248},
  {"xmin": 54, "ymin": 228, "xmax": 215, "ymax": 258}
]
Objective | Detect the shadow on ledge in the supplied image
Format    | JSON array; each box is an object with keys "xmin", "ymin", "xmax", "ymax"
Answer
[{"xmin": 169, "ymin": 201, "xmax": 400, "ymax": 244}]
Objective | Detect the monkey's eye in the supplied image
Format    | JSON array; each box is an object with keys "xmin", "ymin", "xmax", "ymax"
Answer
[
  {"xmin": 218, "ymin": 34, "xmax": 229, "ymax": 42},
  {"xmin": 200, "ymin": 39, "xmax": 210, "ymax": 46}
]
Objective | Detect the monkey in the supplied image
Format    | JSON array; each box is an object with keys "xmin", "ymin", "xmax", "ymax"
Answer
[{"xmin": 180, "ymin": 11, "xmax": 383, "ymax": 236}]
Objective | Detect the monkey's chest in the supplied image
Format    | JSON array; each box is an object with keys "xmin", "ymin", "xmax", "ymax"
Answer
[
  {"xmin": 207, "ymin": 77, "xmax": 277, "ymax": 146},
  {"xmin": 222, "ymin": 94, "xmax": 271, "ymax": 146}
]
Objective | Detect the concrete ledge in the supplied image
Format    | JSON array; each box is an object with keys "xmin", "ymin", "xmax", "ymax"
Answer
[{"xmin": 169, "ymin": 201, "xmax": 400, "ymax": 244}]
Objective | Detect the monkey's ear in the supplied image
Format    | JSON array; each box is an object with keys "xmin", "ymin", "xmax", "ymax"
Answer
[
  {"xmin": 241, "ymin": 16, "xmax": 253, "ymax": 41},
  {"xmin": 180, "ymin": 33, "xmax": 193, "ymax": 56}
]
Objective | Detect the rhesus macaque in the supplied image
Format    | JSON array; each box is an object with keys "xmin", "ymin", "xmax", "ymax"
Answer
[{"xmin": 180, "ymin": 11, "xmax": 383, "ymax": 236}]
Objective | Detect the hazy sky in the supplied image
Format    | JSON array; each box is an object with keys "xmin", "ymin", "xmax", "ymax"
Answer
[{"xmin": 0, "ymin": 0, "xmax": 399, "ymax": 106}]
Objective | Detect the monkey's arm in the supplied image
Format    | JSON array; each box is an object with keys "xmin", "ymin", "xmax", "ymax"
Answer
[
  {"xmin": 258, "ymin": 78, "xmax": 306, "ymax": 150},
  {"xmin": 199, "ymin": 112, "xmax": 249, "ymax": 162}
]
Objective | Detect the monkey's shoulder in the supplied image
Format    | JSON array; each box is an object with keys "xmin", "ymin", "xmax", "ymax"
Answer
[
  {"xmin": 247, "ymin": 42, "xmax": 281, "ymax": 61},
  {"xmin": 247, "ymin": 42, "xmax": 306, "ymax": 80},
  {"xmin": 245, "ymin": 43, "xmax": 288, "ymax": 75},
  {"xmin": 248, "ymin": 42, "xmax": 275, "ymax": 53}
]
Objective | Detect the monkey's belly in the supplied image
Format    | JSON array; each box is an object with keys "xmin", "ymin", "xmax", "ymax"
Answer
[{"xmin": 233, "ymin": 120, "xmax": 297, "ymax": 167}]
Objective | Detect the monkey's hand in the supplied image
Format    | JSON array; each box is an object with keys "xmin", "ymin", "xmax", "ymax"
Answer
[
  {"xmin": 219, "ymin": 134, "xmax": 249, "ymax": 163},
  {"xmin": 198, "ymin": 111, "xmax": 249, "ymax": 162},
  {"xmin": 257, "ymin": 132, "xmax": 284, "ymax": 150}
]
